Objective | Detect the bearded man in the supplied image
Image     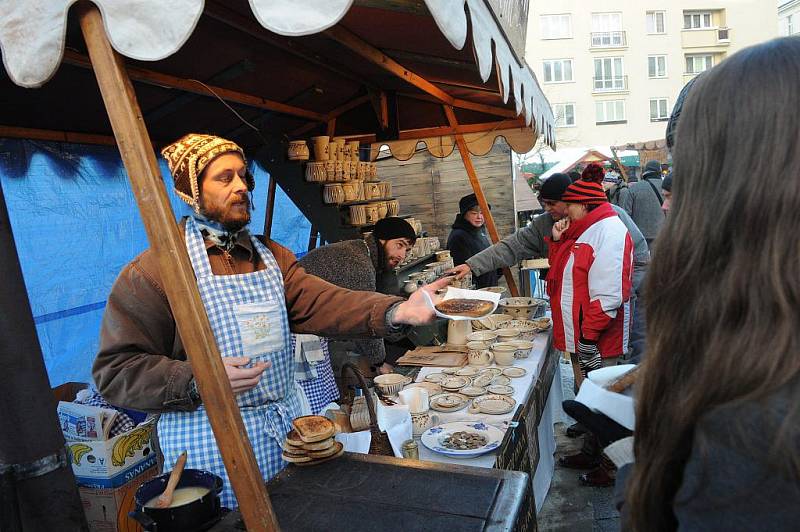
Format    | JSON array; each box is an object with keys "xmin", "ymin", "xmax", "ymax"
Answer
[{"xmin": 92, "ymin": 134, "xmax": 444, "ymax": 508}]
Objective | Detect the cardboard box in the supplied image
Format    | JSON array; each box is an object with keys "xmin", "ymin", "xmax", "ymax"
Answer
[
  {"xmin": 54, "ymin": 382, "xmax": 158, "ymax": 488},
  {"xmin": 79, "ymin": 461, "xmax": 158, "ymax": 532}
]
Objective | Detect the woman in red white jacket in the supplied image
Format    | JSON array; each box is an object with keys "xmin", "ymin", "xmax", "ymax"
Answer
[{"xmin": 546, "ymin": 164, "xmax": 634, "ymax": 386}]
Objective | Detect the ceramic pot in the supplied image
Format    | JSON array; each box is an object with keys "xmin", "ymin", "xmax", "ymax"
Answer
[
  {"xmin": 323, "ymin": 184, "xmax": 345, "ymax": 204},
  {"xmin": 466, "ymin": 341, "xmax": 494, "ymax": 366},
  {"xmin": 369, "ymin": 162, "xmax": 378, "ymax": 180},
  {"xmin": 347, "ymin": 140, "xmax": 360, "ymax": 162},
  {"xmin": 466, "ymin": 331, "xmax": 498, "ymax": 349},
  {"xmin": 365, "ymin": 204, "xmax": 381, "ymax": 224},
  {"xmin": 331, "ymin": 137, "xmax": 346, "ymax": 161},
  {"xmin": 435, "ymin": 250, "xmax": 451, "ymax": 262},
  {"xmin": 373, "ymin": 373, "xmax": 412, "ymax": 397},
  {"xmin": 305, "ymin": 162, "xmax": 326, "ymax": 183},
  {"xmin": 447, "ymin": 319, "xmax": 472, "ymax": 346},
  {"xmin": 310, "ymin": 135, "xmax": 330, "ymax": 161},
  {"xmin": 411, "ymin": 412, "xmax": 440, "ymax": 438},
  {"xmin": 492, "ymin": 343, "xmax": 518, "ymax": 366},
  {"xmin": 387, "ymin": 199, "xmax": 400, "ymax": 216},
  {"xmin": 349, "ymin": 204, "xmax": 367, "ymax": 225},
  {"xmin": 377, "ymin": 201, "xmax": 389, "ymax": 219},
  {"xmin": 334, "ymin": 160, "xmax": 344, "ymax": 181},
  {"xmin": 341, "ymin": 161, "xmax": 351, "ymax": 182},
  {"xmin": 342, "ymin": 182, "xmax": 361, "ymax": 202},
  {"xmin": 403, "ymin": 279, "xmax": 423, "ymax": 294},
  {"xmin": 364, "ymin": 183, "xmax": 381, "ymax": 200},
  {"xmin": 357, "ymin": 161, "xmax": 367, "ymax": 180},
  {"xmin": 494, "ymin": 328, "xmax": 521, "ymax": 343},
  {"xmin": 287, "ymin": 140, "xmax": 309, "ymax": 161},
  {"xmin": 378, "ymin": 181, "xmax": 392, "ymax": 198},
  {"xmin": 324, "ymin": 160, "xmax": 336, "ymax": 181},
  {"xmin": 131, "ymin": 470, "xmax": 224, "ymax": 532}
]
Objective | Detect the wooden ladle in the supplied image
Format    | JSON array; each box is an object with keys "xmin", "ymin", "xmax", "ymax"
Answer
[{"xmin": 152, "ymin": 450, "xmax": 187, "ymax": 509}]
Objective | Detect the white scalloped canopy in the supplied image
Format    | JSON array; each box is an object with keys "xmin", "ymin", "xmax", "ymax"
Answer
[
  {"xmin": 369, "ymin": 128, "xmax": 537, "ymax": 162},
  {"xmin": 0, "ymin": 0, "xmax": 553, "ymax": 146}
]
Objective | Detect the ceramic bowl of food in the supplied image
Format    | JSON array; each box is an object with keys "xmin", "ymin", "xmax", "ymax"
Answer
[
  {"xmin": 498, "ymin": 297, "xmax": 547, "ymax": 319},
  {"xmin": 373, "ymin": 373, "xmax": 412, "ymax": 396}
]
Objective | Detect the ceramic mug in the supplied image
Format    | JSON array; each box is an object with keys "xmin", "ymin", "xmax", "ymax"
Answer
[
  {"xmin": 323, "ymin": 184, "xmax": 344, "ymax": 204},
  {"xmin": 492, "ymin": 342, "xmax": 518, "ymax": 366},
  {"xmin": 377, "ymin": 201, "xmax": 389, "ymax": 219},
  {"xmin": 411, "ymin": 412, "xmax": 440, "ymax": 437},
  {"xmin": 347, "ymin": 140, "xmax": 360, "ymax": 162},
  {"xmin": 341, "ymin": 161, "xmax": 351, "ymax": 182},
  {"xmin": 287, "ymin": 140, "xmax": 309, "ymax": 161},
  {"xmin": 331, "ymin": 137, "xmax": 346, "ymax": 161},
  {"xmin": 310, "ymin": 135, "xmax": 330, "ymax": 161},
  {"xmin": 349, "ymin": 204, "xmax": 367, "ymax": 225},
  {"xmin": 467, "ymin": 341, "xmax": 494, "ymax": 366},
  {"xmin": 387, "ymin": 199, "xmax": 399, "ymax": 216},
  {"xmin": 305, "ymin": 162, "xmax": 326, "ymax": 183}
]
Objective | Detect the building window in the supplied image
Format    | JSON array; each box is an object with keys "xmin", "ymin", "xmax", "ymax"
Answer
[
  {"xmin": 646, "ymin": 11, "xmax": 666, "ymax": 34},
  {"xmin": 540, "ymin": 14, "xmax": 572, "ymax": 39},
  {"xmin": 684, "ymin": 12, "xmax": 713, "ymax": 29},
  {"xmin": 595, "ymin": 100, "xmax": 626, "ymax": 124},
  {"xmin": 543, "ymin": 59, "xmax": 574, "ymax": 83},
  {"xmin": 648, "ymin": 55, "xmax": 667, "ymax": 78},
  {"xmin": 686, "ymin": 54, "xmax": 713, "ymax": 74},
  {"xmin": 781, "ymin": 14, "xmax": 795, "ymax": 36},
  {"xmin": 591, "ymin": 12, "xmax": 625, "ymax": 47},
  {"xmin": 593, "ymin": 57, "xmax": 626, "ymax": 91},
  {"xmin": 650, "ymin": 98, "xmax": 669, "ymax": 121},
  {"xmin": 553, "ymin": 103, "xmax": 576, "ymax": 127}
]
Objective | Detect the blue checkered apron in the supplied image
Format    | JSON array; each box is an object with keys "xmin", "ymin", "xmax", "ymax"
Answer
[
  {"xmin": 292, "ymin": 335, "xmax": 340, "ymax": 414},
  {"xmin": 158, "ymin": 218, "xmax": 301, "ymax": 509}
]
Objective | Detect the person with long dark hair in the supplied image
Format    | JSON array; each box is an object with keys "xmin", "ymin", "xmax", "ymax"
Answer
[{"xmin": 626, "ymin": 37, "xmax": 800, "ymax": 530}]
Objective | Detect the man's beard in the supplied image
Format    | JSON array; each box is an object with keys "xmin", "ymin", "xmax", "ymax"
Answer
[{"xmin": 199, "ymin": 195, "xmax": 252, "ymax": 232}]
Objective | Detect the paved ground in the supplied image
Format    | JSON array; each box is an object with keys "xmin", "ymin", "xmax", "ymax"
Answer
[{"xmin": 537, "ymin": 360, "xmax": 620, "ymax": 532}]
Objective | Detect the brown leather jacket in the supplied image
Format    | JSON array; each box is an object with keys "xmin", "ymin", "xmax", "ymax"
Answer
[{"xmin": 93, "ymin": 227, "xmax": 403, "ymax": 413}]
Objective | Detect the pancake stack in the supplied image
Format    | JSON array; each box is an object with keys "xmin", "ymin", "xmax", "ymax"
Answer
[{"xmin": 281, "ymin": 415, "xmax": 343, "ymax": 466}]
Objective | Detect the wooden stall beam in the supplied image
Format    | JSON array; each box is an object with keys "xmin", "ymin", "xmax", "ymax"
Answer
[
  {"xmin": 77, "ymin": 5, "xmax": 278, "ymax": 531},
  {"xmin": 400, "ymin": 92, "xmax": 517, "ymax": 118},
  {"xmin": 443, "ymin": 105, "xmax": 520, "ymax": 297},
  {"xmin": 63, "ymin": 50, "xmax": 326, "ymax": 123},
  {"xmin": 0, "ymin": 125, "xmax": 119, "ymax": 146},
  {"xmin": 396, "ymin": 118, "xmax": 526, "ymax": 140}
]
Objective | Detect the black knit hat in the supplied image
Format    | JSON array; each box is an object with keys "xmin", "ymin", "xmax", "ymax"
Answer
[
  {"xmin": 642, "ymin": 160, "xmax": 662, "ymax": 179},
  {"xmin": 539, "ymin": 173, "xmax": 572, "ymax": 201},
  {"xmin": 662, "ymin": 173, "xmax": 673, "ymax": 192},
  {"xmin": 373, "ymin": 217, "xmax": 417, "ymax": 243}
]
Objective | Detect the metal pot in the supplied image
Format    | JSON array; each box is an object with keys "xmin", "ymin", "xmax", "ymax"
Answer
[{"xmin": 129, "ymin": 469, "xmax": 224, "ymax": 531}]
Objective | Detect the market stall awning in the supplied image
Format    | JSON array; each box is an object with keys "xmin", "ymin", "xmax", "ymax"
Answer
[{"xmin": 0, "ymin": 0, "xmax": 555, "ymax": 152}]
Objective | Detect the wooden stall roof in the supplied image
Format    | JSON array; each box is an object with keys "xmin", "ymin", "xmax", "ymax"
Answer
[{"xmin": 0, "ymin": 0, "xmax": 556, "ymax": 155}]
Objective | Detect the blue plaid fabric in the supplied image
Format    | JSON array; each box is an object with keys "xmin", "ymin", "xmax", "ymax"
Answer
[
  {"xmin": 158, "ymin": 218, "xmax": 301, "ymax": 509},
  {"xmin": 292, "ymin": 335, "xmax": 340, "ymax": 414}
]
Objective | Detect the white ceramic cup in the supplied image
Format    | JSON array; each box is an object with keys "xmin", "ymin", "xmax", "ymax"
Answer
[
  {"xmin": 467, "ymin": 341, "xmax": 494, "ymax": 366},
  {"xmin": 492, "ymin": 342, "xmax": 518, "ymax": 366}
]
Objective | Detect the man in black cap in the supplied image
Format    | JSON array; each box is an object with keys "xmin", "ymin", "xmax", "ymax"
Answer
[
  {"xmin": 661, "ymin": 173, "xmax": 672, "ymax": 214},
  {"xmin": 297, "ymin": 217, "xmax": 417, "ymax": 377},
  {"xmin": 621, "ymin": 160, "xmax": 666, "ymax": 246},
  {"xmin": 446, "ymin": 193, "xmax": 498, "ymax": 288}
]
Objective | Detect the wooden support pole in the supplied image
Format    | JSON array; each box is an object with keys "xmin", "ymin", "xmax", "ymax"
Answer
[
  {"xmin": 610, "ymin": 147, "xmax": 630, "ymax": 183},
  {"xmin": 77, "ymin": 5, "xmax": 278, "ymax": 531},
  {"xmin": 264, "ymin": 176, "xmax": 277, "ymax": 239},
  {"xmin": 443, "ymin": 106, "xmax": 520, "ymax": 297}
]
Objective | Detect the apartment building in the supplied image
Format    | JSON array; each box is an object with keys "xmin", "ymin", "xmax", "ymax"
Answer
[
  {"xmin": 527, "ymin": 1, "xmax": 777, "ymax": 148},
  {"xmin": 779, "ymin": 0, "xmax": 800, "ymax": 35}
]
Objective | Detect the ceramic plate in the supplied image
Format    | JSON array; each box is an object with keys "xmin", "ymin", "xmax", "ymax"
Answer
[
  {"xmin": 487, "ymin": 384, "xmax": 514, "ymax": 395},
  {"xmin": 532, "ymin": 317, "xmax": 552, "ymax": 330},
  {"xmin": 460, "ymin": 385, "xmax": 487, "ymax": 398},
  {"xmin": 504, "ymin": 319, "xmax": 537, "ymax": 329},
  {"xmin": 479, "ymin": 367, "xmax": 503, "ymax": 378},
  {"xmin": 424, "ymin": 372, "xmax": 446, "ymax": 383},
  {"xmin": 502, "ymin": 367, "xmax": 527, "ymax": 378},
  {"xmin": 491, "ymin": 375, "xmax": 512, "ymax": 386},
  {"xmin": 429, "ymin": 393, "xmax": 469, "ymax": 412},
  {"xmin": 472, "ymin": 375, "xmax": 492, "ymax": 388},
  {"xmin": 421, "ymin": 421, "xmax": 504, "ymax": 458},
  {"xmin": 456, "ymin": 366, "xmax": 479, "ymax": 377},
  {"xmin": 440, "ymin": 376, "xmax": 470, "ymax": 391},
  {"xmin": 471, "ymin": 394, "xmax": 516, "ymax": 415},
  {"xmin": 442, "ymin": 367, "xmax": 459, "ymax": 375},
  {"xmin": 405, "ymin": 381, "xmax": 443, "ymax": 396}
]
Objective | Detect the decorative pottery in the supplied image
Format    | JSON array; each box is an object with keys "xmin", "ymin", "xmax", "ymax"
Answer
[
  {"xmin": 373, "ymin": 373, "xmax": 412, "ymax": 397},
  {"xmin": 487, "ymin": 384, "xmax": 514, "ymax": 396},
  {"xmin": 287, "ymin": 140, "xmax": 309, "ymax": 161},
  {"xmin": 342, "ymin": 182, "xmax": 362, "ymax": 202},
  {"xmin": 331, "ymin": 137, "xmax": 346, "ymax": 161},
  {"xmin": 466, "ymin": 331, "xmax": 498, "ymax": 349},
  {"xmin": 469, "ymin": 394, "xmax": 516, "ymax": 415},
  {"xmin": 460, "ymin": 386, "xmax": 487, "ymax": 398},
  {"xmin": 494, "ymin": 328, "xmax": 521, "ymax": 342},
  {"xmin": 357, "ymin": 162, "xmax": 367, "ymax": 180},
  {"xmin": 423, "ymin": 372, "xmax": 446, "ymax": 384},
  {"xmin": 323, "ymin": 184, "xmax": 345, "ymax": 204},
  {"xmin": 428, "ymin": 393, "xmax": 469, "ymax": 413},
  {"xmin": 440, "ymin": 376, "xmax": 470, "ymax": 392},
  {"xmin": 310, "ymin": 135, "xmax": 329, "ymax": 161},
  {"xmin": 378, "ymin": 181, "xmax": 392, "ymax": 198},
  {"xmin": 365, "ymin": 204, "xmax": 381, "ymax": 224},
  {"xmin": 334, "ymin": 160, "xmax": 345, "ymax": 181},
  {"xmin": 348, "ymin": 204, "xmax": 367, "ymax": 225},
  {"xmin": 420, "ymin": 421, "xmax": 503, "ymax": 458},
  {"xmin": 347, "ymin": 140, "xmax": 360, "ymax": 162},
  {"xmin": 387, "ymin": 199, "xmax": 400, "ymax": 216},
  {"xmin": 435, "ymin": 250, "xmax": 451, "ymax": 262},
  {"xmin": 325, "ymin": 160, "xmax": 336, "ymax": 181},
  {"xmin": 491, "ymin": 342, "xmax": 518, "ymax": 366},
  {"xmin": 502, "ymin": 367, "xmax": 528, "ymax": 378},
  {"xmin": 498, "ymin": 297, "xmax": 547, "ymax": 319},
  {"xmin": 376, "ymin": 201, "xmax": 389, "ymax": 219},
  {"xmin": 364, "ymin": 183, "xmax": 382, "ymax": 200},
  {"xmin": 369, "ymin": 162, "xmax": 378, "ymax": 180},
  {"xmin": 411, "ymin": 412, "xmax": 440, "ymax": 438},
  {"xmin": 305, "ymin": 162, "xmax": 326, "ymax": 183},
  {"xmin": 466, "ymin": 341, "xmax": 493, "ymax": 366}
]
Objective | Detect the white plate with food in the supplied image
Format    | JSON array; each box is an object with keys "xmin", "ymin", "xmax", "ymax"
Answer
[
  {"xmin": 429, "ymin": 392, "xmax": 469, "ymax": 412},
  {"xmin": 424, "ymin": 287, "xmax": 501, "ymax": 321},
  {"xmin": 420, "ymin": 421, "xmax": 504, "ymax": 458},
  {"xmin": 470, "ymin": 394, "xmax": 516, "ymax": 415}
]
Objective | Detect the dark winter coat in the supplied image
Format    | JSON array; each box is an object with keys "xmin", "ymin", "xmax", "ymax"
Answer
[{"xmin": 446, "ymin": 214, "xmax": 499, "ymax": 288}]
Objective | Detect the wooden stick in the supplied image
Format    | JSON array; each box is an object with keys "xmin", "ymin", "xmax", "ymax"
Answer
[
  {"xmin": 264, "ymin": 176, "xmax": 277, "ymax": 239},
  {"xmin": 610, "ymin": 147, "xmax": 630, "ymax": 183},
  {"xmin": 77, "ymin": 5, "xmax": 278, "ymax": 531},
  {"xmin": 63, "ymin": 49, "xmax": 324, "ymax": 122},
  {"xmin": 443, "ymin": 105, "xmax": 520, "ymax": 297}
]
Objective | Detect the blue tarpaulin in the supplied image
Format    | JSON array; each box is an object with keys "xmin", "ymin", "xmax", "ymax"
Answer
[{"xmin": 0, "ymin": 138, "xmax": 311, "ymax": 387}]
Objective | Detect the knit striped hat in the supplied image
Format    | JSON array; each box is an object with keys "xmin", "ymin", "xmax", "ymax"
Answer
[{"xmin": 561, "ymin": 163, "xmax": 608, "ymax": 205}]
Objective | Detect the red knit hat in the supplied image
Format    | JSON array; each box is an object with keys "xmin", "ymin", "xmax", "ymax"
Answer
[{"xmin": 561, "ymin": 163, "xmax": 608, "ymax": 205}]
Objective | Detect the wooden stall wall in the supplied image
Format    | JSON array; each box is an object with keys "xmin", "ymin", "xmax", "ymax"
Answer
[{"xmin": 376, "ymin": 139, "xmax": 516, "ymax": 245}]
